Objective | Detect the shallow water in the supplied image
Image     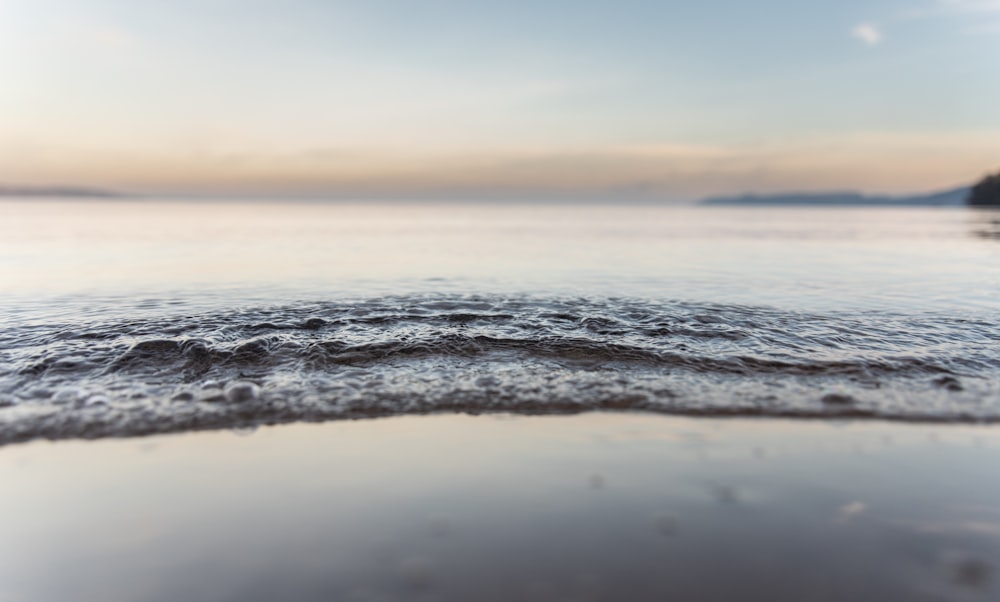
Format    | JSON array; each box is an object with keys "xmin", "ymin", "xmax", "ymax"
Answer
[
  {"xmin": 3, "ymin": 414, "xmax": 999, "ymax": 602},
  {"xmin": 1, "ymin": 201, "xmax": 999, "ymax": 442}
]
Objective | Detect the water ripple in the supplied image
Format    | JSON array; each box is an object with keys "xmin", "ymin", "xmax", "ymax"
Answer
[{"xmin": 2, "ymin": 295, "xmax": 999, "ymax": 444}]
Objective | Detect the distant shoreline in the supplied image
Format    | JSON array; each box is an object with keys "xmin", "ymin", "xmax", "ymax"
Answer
[
  {"xmin": 699, "ymin": 186, "xmax": 970, "ymax": 207},
  {"xmin": 0, "ymin": 185, "xmax": 123, "ymax": 198},
  {"xmin": 0, "ymin": 184, "xmax": 985, "ymax": 206}
]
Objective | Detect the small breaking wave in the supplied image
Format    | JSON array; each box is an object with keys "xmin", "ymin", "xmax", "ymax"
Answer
[{"xmin": 2, "ymin": 295, "xmax": 999, "ymax": 444}]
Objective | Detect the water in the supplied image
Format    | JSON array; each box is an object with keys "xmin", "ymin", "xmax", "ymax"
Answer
[
  {"xmin": 4, "ymin": 414, "xmax": 1000, "ymax": 602},
  {"xmin": 2, "ymin": 200, "xmax": 999, "ymax": 443}
]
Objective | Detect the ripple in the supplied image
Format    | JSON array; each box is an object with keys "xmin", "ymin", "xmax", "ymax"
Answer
[{"xmin": 1, "ymin": 294, "xmax": 999, "ymax": 444}]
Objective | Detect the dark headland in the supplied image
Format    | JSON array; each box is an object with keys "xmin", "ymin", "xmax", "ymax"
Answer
[
  {"xmin": 969, "ymin": 171, "xmax": 1000, "ymax": 206},
  {"xmin": 700, "ymin": 169, "xmax": 1000, "ymax": 207}
]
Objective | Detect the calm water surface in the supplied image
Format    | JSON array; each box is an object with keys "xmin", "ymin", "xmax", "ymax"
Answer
[
  {"xmin": 2, "ymin": 201, "xmax": 998, "ymax": 311},
  {"xmin": 3, "ymin": 414, "xmax": 999, "ymax": 601}
]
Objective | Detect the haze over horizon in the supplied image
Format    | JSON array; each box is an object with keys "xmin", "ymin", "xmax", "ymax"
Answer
[{"xmin": 2, "ymin": 0, "xmax": 999, "ymax": 201}]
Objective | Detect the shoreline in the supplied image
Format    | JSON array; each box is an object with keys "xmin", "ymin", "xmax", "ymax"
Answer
[{"xmin": 4, "ymin": 407, "xmax": 1000, "ymax": 449}]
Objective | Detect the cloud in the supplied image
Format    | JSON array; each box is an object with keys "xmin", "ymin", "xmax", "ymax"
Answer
[
  {"xmin": 939, "ymin": 0, "xmax": 1000, "ymax": 13},
  {"xmin": 851, "ymin": 22, "xmax": 883, "ymax": 46},
  {"xmin": 904, "ymin": 0, "xmax": 1000, "ymax": 17},
  {"xmin": 902, "ymin": 1, "xmax": 1000, "ymax": 35},
  {"xmin": 942, "ymin": 1, "xmax": 1000, "ymax": 33},
  {"xmin": 837, "ymin": 501, "xmax": 866, "ymax": 522}
]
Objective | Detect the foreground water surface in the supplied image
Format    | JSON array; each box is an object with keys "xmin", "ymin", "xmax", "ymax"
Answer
[
  {"xmin": 3, "ymin": 414, "xmax": 999, "ymax": 601},
  {"xmin": 1, "ymin": 201, "xmax": 999, "ymax": 442}
]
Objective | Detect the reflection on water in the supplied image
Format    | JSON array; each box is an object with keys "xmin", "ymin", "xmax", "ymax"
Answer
[
  {"xmin": 1, "ymin": 414, "xmax": 998, "ymax": 601},
  {"xmin": 969, "ymin": 208, "xmax": 1000, "ymax": 240},
  {"xmin": 1, "ymin": 201, "xmax": 1000, "ymax": 313}
]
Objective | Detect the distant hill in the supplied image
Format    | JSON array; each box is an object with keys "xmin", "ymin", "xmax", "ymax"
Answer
[
  {"xmin": 0, "ymin": 185, "xmax": 123, "ymax": 198},
  {"xmin": 968, "ymin": 171, "xmax": 1000, "ymax": 206},
  {"xmin": 700, "ymin": 186, "xmax": 969, "ymax": 207}
]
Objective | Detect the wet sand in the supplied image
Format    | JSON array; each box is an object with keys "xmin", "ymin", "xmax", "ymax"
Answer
[{"xmin": 2, "ymin": 413, "xmax": 998, "ymax": 601}]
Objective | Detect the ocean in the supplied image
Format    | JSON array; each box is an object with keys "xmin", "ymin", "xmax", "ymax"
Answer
[{"xmin": 2, "ymin": 200, "xmax": 1000, "ymax": 601}]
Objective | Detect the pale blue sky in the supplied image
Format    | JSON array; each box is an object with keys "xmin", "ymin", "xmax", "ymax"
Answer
[{"xmin": 2, "ymin": 0, "xmax": 999, "ymax": 199}]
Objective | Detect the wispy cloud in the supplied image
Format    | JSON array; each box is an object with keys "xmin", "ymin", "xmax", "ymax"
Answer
[
  {"xmin": 904, "ymin": 0, "xmax": 1000, "ymax": 17},
  {"xmin": 940, "ymin": 1, "xmax": 1000, "ymax": 34},
  {"xmin": 902, "ymin": 1, "xmax": 1000, "ymax": 34},
  {"xmin": 851, "ymin": 22, "xmax": 883, "ymax": 46},
  {"xmin": 939, "ymin": 0, "xmax": 1000, "ymax": 13},
  {"xmin": 837, "ymin": 501, "xmax": 866, "ymax": 522}
]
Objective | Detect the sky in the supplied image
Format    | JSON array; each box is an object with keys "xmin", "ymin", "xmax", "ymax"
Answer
[{"xmin": 1, "ymin": 0, "xmax": 999, "ymax": 200}]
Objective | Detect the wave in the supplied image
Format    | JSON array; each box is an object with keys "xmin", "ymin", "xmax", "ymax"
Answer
[{"xmin": 2, "ymin": 295, "xmax": 999, "ymax": 444}]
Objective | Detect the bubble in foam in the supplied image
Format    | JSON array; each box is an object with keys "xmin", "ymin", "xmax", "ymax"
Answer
[{"xmin": 225, "ymin": 381, "xmax": 260, "ymax": 403}]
